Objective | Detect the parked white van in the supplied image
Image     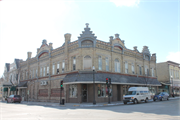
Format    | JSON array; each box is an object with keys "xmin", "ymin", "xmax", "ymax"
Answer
[{"xmin": 123, "ymin": 87, "xmax": 151, "ymax": 104}]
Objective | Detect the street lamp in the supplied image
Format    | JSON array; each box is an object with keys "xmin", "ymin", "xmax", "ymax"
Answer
[
  {"xmin": 171, "ymin": 76, "xmax": 174, "ymax": 97},
  {"xmin": 93, "ymin": 66, "xmax": 96, "ymax": 105}
]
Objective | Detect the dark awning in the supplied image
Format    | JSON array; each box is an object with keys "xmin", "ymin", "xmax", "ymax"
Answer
[
  {"xmin": 63, "ymin": 72, "xmax": 161, "ymax": 86},
  {"xmin": 4, "ymin": 88, "xmax": 8, "ymax": 91},
  {"xmin": 10, "ymin": 86, "xmax": 16, "ymax": 91},
  {"xmin": 16, "ymin": 81, "xmax": 27, "ymax": 88}
]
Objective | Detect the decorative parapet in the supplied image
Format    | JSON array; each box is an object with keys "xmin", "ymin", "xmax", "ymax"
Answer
[
  {"xmin": 78, "ymin": 23, "xmax": 97, "ymax": 47},
  {"xmin": 142, "ymin": 46, "xmax": 151, "ymax": 61}
]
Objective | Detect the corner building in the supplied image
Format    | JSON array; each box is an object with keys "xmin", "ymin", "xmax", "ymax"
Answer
[{"xmin": 18, "ymin": 23, "xmax": 160, "ymax": 103}]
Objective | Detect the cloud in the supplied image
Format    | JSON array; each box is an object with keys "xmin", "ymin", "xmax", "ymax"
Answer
[
  {"xmin": 166, "ymin": 52, "xmax": 180, "ymax": 64},
  {"xmin": 110, "ymin": 0, "xmax": 140, "ymax": 7}
]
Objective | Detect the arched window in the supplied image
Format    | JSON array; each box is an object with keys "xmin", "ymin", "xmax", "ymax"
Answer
[
  {"xmin": 84, "ymin": 55, "xmax": 92, "ymax": 70},
  {"xmin": 81, "ymin": 40, "xmax": 93, "ymax": 47},
  {"xmin": 115, "ymin": 59, "xmax": 120, "ymax": 73}
]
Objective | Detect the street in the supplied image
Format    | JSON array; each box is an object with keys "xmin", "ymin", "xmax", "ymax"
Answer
[{"xmin": 0, "ymin": 99, "xmax": 180, "ymax": 120}]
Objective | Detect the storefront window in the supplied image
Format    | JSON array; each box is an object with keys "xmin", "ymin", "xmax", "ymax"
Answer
[
  {"xmin": 97, "ymin": 84, "xmax": 112, "ymax": 97},
  {"xmin": 69, "ymin": 84, "xmax": 77, "ymax": 98},
  {"xmin": 158, "ymin": 85, "xmax": 169, "ymax": 94},
  {"xmin": 148, "ymin": 86, "xmax": 157, "ymax": 95}
]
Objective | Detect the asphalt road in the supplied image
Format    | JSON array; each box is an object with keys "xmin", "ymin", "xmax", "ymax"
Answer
[{"xmin": 0, "ymin": 99, "xmax": 180, "ymax": 120}]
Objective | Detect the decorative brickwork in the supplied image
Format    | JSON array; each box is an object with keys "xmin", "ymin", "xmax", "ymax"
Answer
[
  {"xmin": 39, "ymin": 89, "xmax": 48, "ymax": 97},
  {"xmin": 51, "ymin": 88, "xmax": 64, "ymax": 97}
]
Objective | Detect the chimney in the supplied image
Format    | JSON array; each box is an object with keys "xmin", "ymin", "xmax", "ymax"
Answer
[
  {"xmin": 42, "ymin": 39, "xmax": 47, "ymax": 45},
  {"xmin": 49, "ymin": 43, "xmax": 53, "ymax": 50},
  {"xmin": 37, "ymin": 48, "xmax": 40, "ymax": 53},
  {"xmin": 27, "ymin": 52, "xmax": 32, "ymax": 59},
  {"xmin": 134, "ymin": 46, "xmax": 137, "ymax": 51},
  {"xmin": 115, "ymin": 33, "xmax": 120, "ymax": 39},
  {"xmin": 64, "ymin": 33, "xmax": 71, "ymax": 43}
]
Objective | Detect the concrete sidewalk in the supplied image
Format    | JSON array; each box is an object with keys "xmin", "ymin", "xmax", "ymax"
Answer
[{"xmin": 2, "ymin": 97, "xmax": 180, "ymax": 108}]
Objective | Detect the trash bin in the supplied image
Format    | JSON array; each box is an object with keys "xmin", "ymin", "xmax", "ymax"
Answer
[{"xmin": 62, "ymin": 99, "xmax": 65, "ymax": 105}]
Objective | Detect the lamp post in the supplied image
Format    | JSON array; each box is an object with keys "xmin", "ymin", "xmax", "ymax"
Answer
[
  {"xmin": 93, "ymin": 66, "xmax": 96, "ymax": 105},
  {"xmin": 171, "ymin": 76, "xmax": 174, "ymax": 97}
]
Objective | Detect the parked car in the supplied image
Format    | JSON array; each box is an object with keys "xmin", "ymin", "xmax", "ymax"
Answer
[
  {"xmin": 153, "ymin": 92, "xmax": 169, "ymax": 101},
  {"xmin": 7, "ymin": 95, "xmax": 22, "ymax": 103},
  {"xmin": 123, "ymin": 87, "xmax": 151, "ymax": 104}
]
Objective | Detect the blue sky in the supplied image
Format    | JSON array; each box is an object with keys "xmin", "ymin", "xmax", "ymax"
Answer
[{"xmin": 0, "ymin": 0, "xmax": 179, "ymax": 77}]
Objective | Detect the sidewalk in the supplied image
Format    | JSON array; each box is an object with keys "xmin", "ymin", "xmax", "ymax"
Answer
[{"xmin": 1, "ymin": 97, "xmax": 180, "ymax": 108}]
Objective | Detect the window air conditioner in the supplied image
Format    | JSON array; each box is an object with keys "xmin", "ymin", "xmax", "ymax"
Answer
[
  {"xmin": 40, "ymin": 81, "xmax": 44, "ymax": 85},
  {"xmin": 43, "ymin": 81, "xmax": 47, "ymax": 85}
]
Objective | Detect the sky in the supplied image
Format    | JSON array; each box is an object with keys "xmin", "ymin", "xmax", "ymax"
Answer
[{"xmin": 0, "ymin": 0, "xmax": 179, "ymax": 77}]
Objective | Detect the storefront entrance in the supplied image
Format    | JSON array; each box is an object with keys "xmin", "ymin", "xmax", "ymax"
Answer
[{"xmin": 82, "ymin": 84, "xmax": 87, "ymax": 102}]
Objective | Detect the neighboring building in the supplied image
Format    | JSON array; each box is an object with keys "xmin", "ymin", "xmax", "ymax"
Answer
[
  {"xmin": 157, "ymin": 61, "xmax": 180, "ymax": 96},
  {"xmin": 4, "ymin": 23, "xmax": 161, "ymax": 103},
  {"xmin": 0, "ymin": 77, "xmax": 4, "ymax": 100},
  {"xmin": 2, "ymin": 59, "xmax": 22, "ymax": 100}
]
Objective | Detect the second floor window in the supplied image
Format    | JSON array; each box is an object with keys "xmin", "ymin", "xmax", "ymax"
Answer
[
  {"xmin": 47, "ymin": 66, "xmax": 49, "ymax": 76},
  {"xmin": 106, "ymin": 57, "xmax": 109, "ymax": 71},
  {"xmin": 73, "ymin": 57, "xmax": 76, "ymax": 70},
  {"xmin": 40, "ymin": 68, "xmax": 42, "ymax": 77},
  {"xmin": 29, "ymin": 71, "xmax": 31, "ymax": 79},
  {"xmin": 32, "ymin": 69, "xmax": 34, "ymax": 78},
  {"xmin": 115, "ymin": 59, "xmax": 120, "ymax": 73},
  {"xmin": 98, "ymin": 56, "xmax": 102, "ymax": 70},
  {"xmin": 152, "ymin": 68, "xmax": 154, "ymax": 77},
  {"xmin": 125, "ymin": 62, "xmax": 128, "ymax": 73},
  {"xmin": 132, "ymin": 64, "xmax": 134, "ymax": 74},
  {"xmin": 62, "ymin": 61, "xmax": 65, "ymax": 73},
  {"xmin": 57, "ymin": 64, "xmax": 60, "ymax": 74},
  {"xmin": 26, "ymin": 71, "xmax": 28, "ymax": 79},
  {"xmin": 52, "ymin": 64, "xmax": 55, "ymax": 75},
  {"xmin": 35, "ymin": 69, "xmax": 37, "ymax": 77},
  {"xmin": 139, "ymin": 66, "xmax": 142, "ymax": 75},
  {"xmin": 43, "ymin": 67, "xmax": 46, "ymax": 76}
]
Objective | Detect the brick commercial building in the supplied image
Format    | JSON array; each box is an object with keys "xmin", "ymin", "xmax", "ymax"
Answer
[
  {"xmin": 157, "ymin": 61, "xmax": 180, "ymax": 96},
  {"xmin": 3, "ymin": 23, "xmax": 161, "ymax": 103}
]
